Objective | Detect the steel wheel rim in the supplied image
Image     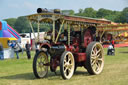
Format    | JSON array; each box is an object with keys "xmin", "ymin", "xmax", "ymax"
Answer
[
  {"xmin": 91, "ymin": 43, "xmax": 104, "ymax": 74},
  {"xmin": 63, "ymin": 52, "xmax": 74, "ymax": 79},
  {"xmin": 36, "ymin": 52, "xmax": 48, "ymax": 77}
]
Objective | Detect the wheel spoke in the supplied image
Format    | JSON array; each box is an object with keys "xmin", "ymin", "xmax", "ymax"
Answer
[
  {"xmin": 34, "ymin": 52, "xmax": 48, "ymax": 78},
  {"xmin": 68, "ymin": 54, "xmax": 72, "ymax": 62},
  {"xmin": 68, "ymin": 68, "xmax": 71, "ymax": 73},
  {"xmin": 96, "ymin": 49, "xmax": 101, "ymax": 55},
  {"xmin": 98, "ymin": 58, "xmax": 103, "ymax": 62},
  {"xmin": 39, "ymin": 68, "xmax": 46, "ymax": 75},
  {"xmin": 40, "ymin": 56, "xmax": 42, "ymax": 62},
  {"xmin": 42, "ymin": 66, "xmax": 45, "ymax": 70},
  {"xmin": 42, "ymin": 56, "xmax": 46, "ymax": 62},
  {"xmin": 37, "ymin": 59, "xmax": 40, "ymax": 64},
  {"xmin": 97, "ymin": 53, "xmax": 101, "ymax": 58},
  {"xmin": 64, "ymin": 68, "xmax": 70, "ymax": 76},
  {"xmin": 93, "ymin": 48, "xmax": 96, "ymax": 54},
  {"xmin": 92, "ymin": 62, "xmax": 98, "ymax": 72},
  {"xmin": 68, "ymin": 59, "xmax": 71, "ymax": 64},
  {"xmin": 68, "ymin": 64, "xmax": 73, "ymax": 69},
  {"xmin": 40, "ymin": 67, "xmax": 43, "ymax": 72},
  {"xmin": 91, "ymin": 59, "xmax": 96, "ymax": 67},
  {"xmin": 67, "ymin": 55, "xmax": 71, "ymax": 62},
  {"xmin": 91, "ymin": 56, "xmax": 96, "ymax": 60},
  {"xmin": 64, "ymin": 60, "xmax": 67, "ymax": 64},
  {"xmin": 37, "ymin": 63, "xmax": 40, "ymax": 70},
  {"xmin": 64, "ymin": 63, "xmax": 67, "ymax": 67},
  {"xmin": 61, "ymin": 51, "xmax": 74, "ymax": 79},
  {"xmin": 92, "ymin": 50, "xmax": 94, "ymax": 54},
  {"xmin": 64, "ymin": 67, "xmax": 68, "ymax": 74},
  {"xmin": 38, "ymin": 67, "xmax": 43, "ymax": 75},
  {"xmin": 43, "ymin": 67, "xmax": 47, "ymax": 71},
  {"xmin": 92, "ymin": 46, "xmax": 97, "ymax": 56},
  {"xmin": 94, "ymin": 46, "xmax": 97, "ymax": 54},
  {"xmin": 95, "ymin": 62, "xmax": 100, "ymax": 72},
  {"xmin": 91, "ymin": 53, "xmax": 96, "ymax": 57}
]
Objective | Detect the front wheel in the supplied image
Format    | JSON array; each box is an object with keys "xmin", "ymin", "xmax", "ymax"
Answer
[
  {"xmin": 60, "ymin": 51, "xmax": 75, "ymax": 80},
  {"xmin": 85, "ymin": 42, "xmax": 104, "ymax": 75},
  {"xmin": 33, "ymin": 51, "xmax": 49, "ymax": 78}
]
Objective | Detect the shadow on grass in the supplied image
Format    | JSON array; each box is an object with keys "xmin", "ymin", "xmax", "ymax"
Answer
[
  {"xmin": 119, "ymin": 51, "xmax": 128, "ymax": 54},
  {"xmin": 0, "ymin": 70, "xmax": 89, "ymax": 80},
  {"xmin": 47, "ymin": 70, "xmax": 89, "ymax": 80},
  {"xmin": 74, "ymin": 70, "xmax": 89, "ymax": 76},
  {"xmin": 0, "ymin": 72, "xmax": 35, "ymax": 80}
]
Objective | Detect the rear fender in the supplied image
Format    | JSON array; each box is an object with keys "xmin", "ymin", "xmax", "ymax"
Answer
[{"xmin": 40, "ymin": 43, "xmax": 51, "ymax": 52}]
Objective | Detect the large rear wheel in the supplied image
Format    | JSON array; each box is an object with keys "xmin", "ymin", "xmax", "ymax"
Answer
[
  {"xmin": 33, "ymin": 51, "xmax": 49, "ymax": 78},
  {"xmin": 85, "ymin": 42, "xmax": 104, "ymax": 75},
  {"xmin": 60, "ymin": 51, "xmax": 75, "ymax": 80}
]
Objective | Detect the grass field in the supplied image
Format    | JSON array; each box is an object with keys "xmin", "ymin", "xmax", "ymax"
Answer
[{"xmin": 0, "ymin": 48, "xmax": 128, "ymax": 85}]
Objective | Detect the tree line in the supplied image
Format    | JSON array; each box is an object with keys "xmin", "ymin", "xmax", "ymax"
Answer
[{"xmin": 4, "ymin": 7, "xmax": 128, "ymax": 33}]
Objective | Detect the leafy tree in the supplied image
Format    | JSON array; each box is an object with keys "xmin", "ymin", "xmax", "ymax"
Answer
[
  {"xmin": 14, "ymin": 16, "xmax": 30, "ymax": 33},
  {"xmin": 79, "ymin": 9, "xmax": 83, "ymax": 14},
  {"xmin": 104, "ymin": 11, "xmax": 120, "ymax": 21},
  {"xmin": 83, "ymin": 8, "xmax": 97, "ymax": 18},
  {"xmin": 14, "ymin": 16, "xmax": 52, "ymax": 33},
  {"xmin": 4, "ymin": 18, "xmax": 17, "ymax": 29},
  {"xmin": 96, "ymin": 8, "xmax": 114, "ymax": 18},
  {"xmin": 75, "ymin": 8, "xmax": 97, "ymax": 18},
  {"xmin": 62, "ymin": 10, "xmax": 74, "ymax": 15},
  {"xmin": 115, "ymin": 7, "xmax": 128, "ymax": 23}
]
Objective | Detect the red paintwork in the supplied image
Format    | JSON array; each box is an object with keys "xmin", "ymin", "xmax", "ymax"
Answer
[
  {"xmin": 84, "ymin": 29, "xmax": 93, "ymax": 47},
  {"xmin": 107, "ymin": 34, "xmax": 112, "ymax": 41},
  {"xmin": 0, "ymin": 22, "xmax": 2, "ymax": 30},
  {"xmin": 39, "ymin": 28, "xmax": 94, "ymax": 71},
  {"xmin": 73, "ymin": 37, "xmax": 80, "ymax": 46},
  {"xmin": 74, "ymin": 53, "xmax": 86, "ymax": 62},
  {"xmin": 65, "ymin": 37, "xmax": 86, "ymax": 62},
  {"xmin": 40, "ymin": 43, "xmax": 51, "ymax": 48},
  {"xmin": 66, "ymin": 45, "xmax": 79, "ymax": 53},
  {"xmin": 50, "ymin": 58, "xmax": 59, "ymax": 71}
]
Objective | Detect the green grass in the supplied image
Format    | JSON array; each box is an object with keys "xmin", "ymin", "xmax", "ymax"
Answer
[{"xmin": 0, "ymin": 48, "xmax": 128, "ymax": 85}]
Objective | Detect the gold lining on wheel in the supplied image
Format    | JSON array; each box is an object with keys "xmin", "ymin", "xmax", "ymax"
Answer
[
  {"xmin": 36, "ymin": 52, "xmax": 48, "ymax": 77},
  {"xmin": 63, "ymin": 52, "xmax": 74, "ymax": 78},
  {"xmin": 91, "ymin": 43, "xmax": 104, "ymax": 74}
]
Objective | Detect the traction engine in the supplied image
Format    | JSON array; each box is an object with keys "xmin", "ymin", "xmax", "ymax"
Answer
[{"xmin": 27, "ymin": 8, "xmax": 109, "ymax": 80}]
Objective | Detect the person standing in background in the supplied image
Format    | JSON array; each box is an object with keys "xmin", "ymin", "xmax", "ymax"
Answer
[
  {"xmin": 111, "ymin": 39, "xmax": 115, "ymax": 48},
  {"xmin": 13, "ymin": 41, "xmax": 21, "ymax": 59},
  {"xmin": 25, "ymin": 41, "xmax": 31, "ymax": 59},
  {"xmin": 0, "ymin": 43, "xmax": 4, "ymax": 60},
  {"xmin": 107, "ymin": 44, "xmax": 113, "ymax": 55}
]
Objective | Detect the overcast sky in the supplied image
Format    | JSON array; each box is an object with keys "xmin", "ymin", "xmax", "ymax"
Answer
[{"xmin": 0, "ymin": 0, "xmax": 128, "ymax": 20}]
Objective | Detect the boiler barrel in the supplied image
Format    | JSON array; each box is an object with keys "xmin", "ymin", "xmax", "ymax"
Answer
[{"xmin": 49, "ymin": 45, "xmax": 66, "ymax": 58}]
